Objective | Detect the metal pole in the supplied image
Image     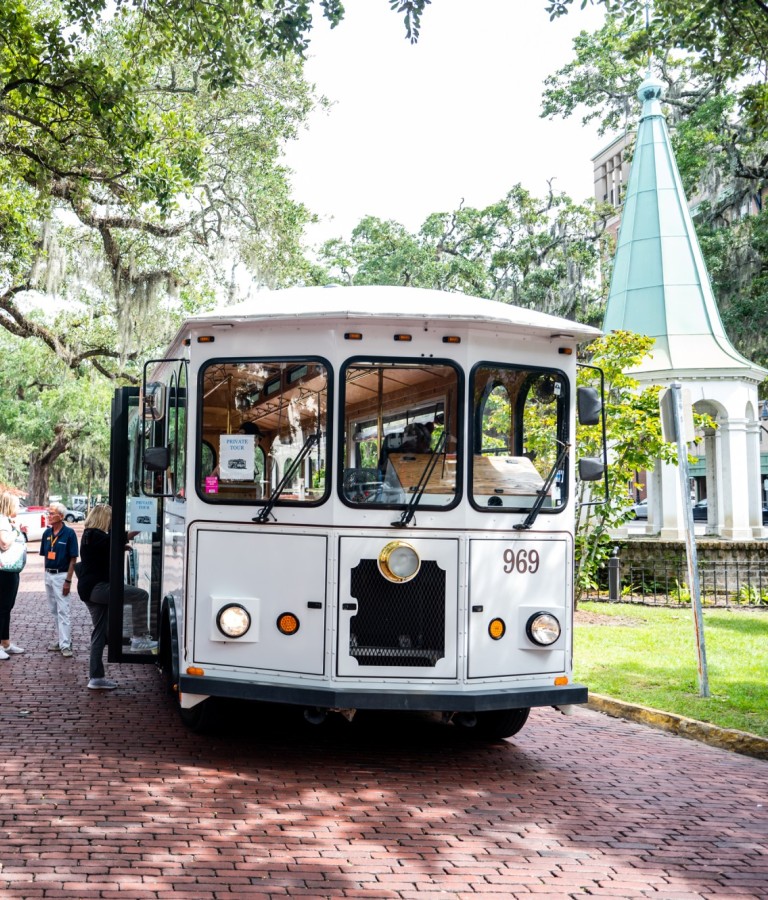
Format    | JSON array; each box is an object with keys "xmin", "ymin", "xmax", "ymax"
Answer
[
  {"xmin": 670, "ymin": 383, "xmax": 709, "ymax": 697},
  {"xmin": 608, "ymin": 546, "xmax": 620, "ymax": 602}
]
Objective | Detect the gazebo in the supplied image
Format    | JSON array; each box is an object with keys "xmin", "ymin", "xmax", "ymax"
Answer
[{"xmin": 602, "ymin": 73, "xmax": 767, "ymax": 540}]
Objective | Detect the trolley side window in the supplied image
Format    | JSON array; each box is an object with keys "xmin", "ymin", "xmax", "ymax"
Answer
[
  {"xmin": 470, "ymin": 364, "xmax": 569, "ymax": 512},
  {"xmin": 198, "ymin": 359, "xmax": 329, "ymax": 505},
  {"xmin": 341, "ymin": 360, "xmax": 461, "ymax": 509}
]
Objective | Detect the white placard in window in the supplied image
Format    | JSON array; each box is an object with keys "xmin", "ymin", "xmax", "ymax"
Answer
[
  {"xmin": 219, "ymin": 435, "xmax": 255, "ymax": 481},
  {"xmin": 130, "ymin": 498, "xmax": 157, "ymax": 532}
]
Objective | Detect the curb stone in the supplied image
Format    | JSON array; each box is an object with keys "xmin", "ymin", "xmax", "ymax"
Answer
[{"xmin": 587, "ymin": 693, "xmax": 768, "ymax": 761}]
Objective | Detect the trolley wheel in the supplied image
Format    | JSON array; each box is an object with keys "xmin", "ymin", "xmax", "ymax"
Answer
[
  {"xmin": 471, "ymin": 707, "xmax": 530, "ymax": 740},
  {"xmin": 179, "ymin": 698, "xmax": 212, "ymax": 733},
  {"xmin": 158, "ymin": 615, "xmax": 176, "ymax": 697}
]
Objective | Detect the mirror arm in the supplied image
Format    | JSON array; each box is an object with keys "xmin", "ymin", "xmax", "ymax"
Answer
[{"xmin": 577, "ymin": 363, "xmax": 610, "ymax": 505}]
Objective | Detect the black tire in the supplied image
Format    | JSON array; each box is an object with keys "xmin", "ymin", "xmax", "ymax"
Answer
[
  {"xmin": 471, "ymin": 707, "xmax": 530, "ymax": 740},
  {"xmin": 65, "ymin": 513, "xmax": 75, "ymax": 522},
  {"xmin": 158, "ymin": 605, "xmax": 213, "ymax": 733},
  {"xmin": 158, "ymin": 615, "xmax": 177, "ymax": 697},
  {"xmin": 179, "ymin": 698, "xmax": 213, "ymax": 733}
]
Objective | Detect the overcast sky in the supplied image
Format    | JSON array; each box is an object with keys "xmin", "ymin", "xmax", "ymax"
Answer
[{"xmin": 283, "ymin": 0, "xmax": 608, "ymax": 247}]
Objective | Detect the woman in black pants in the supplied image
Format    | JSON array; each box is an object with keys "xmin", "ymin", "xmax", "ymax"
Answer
[{"xmin": 77, "ymin": 504, "xmax": 150, "ymax": 690}]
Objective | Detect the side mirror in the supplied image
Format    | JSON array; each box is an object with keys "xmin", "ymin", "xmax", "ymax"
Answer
[
  {"xmin": 144, "ymin": 446, "xmax": 170, "ymax": 472},
  {"xmin": 577, "ymin": 386, "xmax": 602, "ymax": 426},
  {"xmin": 142, "ymin": 381, "xmax": 166, "ymax": 421},
  {"xmin": 579, "ymin": 458, "xmax": 605, "ymax": 482}
]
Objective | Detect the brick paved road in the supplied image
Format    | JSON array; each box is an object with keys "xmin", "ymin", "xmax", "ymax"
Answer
[{"xmin": 0, "ymin": 544, "xmax": 766, "ymax": 899}]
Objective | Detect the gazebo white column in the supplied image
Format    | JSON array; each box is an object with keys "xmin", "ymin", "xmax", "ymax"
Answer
[
  {"xmin": 717, "ymin": 417, "xmax": 752, "ymax": 540},
  {"xmin": 746, "ymin": 418, "xmax": 764, "ymax": 537},
  {"xmin": 658, "ymin": 457, "xmax": 686, "ymax": 540}
]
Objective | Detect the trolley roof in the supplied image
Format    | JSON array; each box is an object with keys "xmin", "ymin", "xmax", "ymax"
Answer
[{"xmin": 180, "ymin": 285, "xmax": 600, "ymax": 344}]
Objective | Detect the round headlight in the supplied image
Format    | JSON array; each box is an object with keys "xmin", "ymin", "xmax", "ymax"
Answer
[
  {"xmin": 526, "ymin": 613, "xmax": 561, "ymax": 646},
  {"xmin": 217, "ymin": 604, "xmax": 251, "ymax": 638},
  {"xmin": 378, "ymin": 541, "xmax": 421, "ymax": 583}
]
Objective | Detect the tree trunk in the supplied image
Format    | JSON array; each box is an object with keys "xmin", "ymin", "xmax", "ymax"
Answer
[
  {"xmin": 27, "ymin": 458, "xmax": 51, "ymax": 506},
  {"xmin": 26, "ymin": 425, "xmax": 81, "ymax": 504}
]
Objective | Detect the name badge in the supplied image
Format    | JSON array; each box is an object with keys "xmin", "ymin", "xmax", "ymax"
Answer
[{"xmin": 47, "ymin": 551, "xmax": 56, "ymax": 560}]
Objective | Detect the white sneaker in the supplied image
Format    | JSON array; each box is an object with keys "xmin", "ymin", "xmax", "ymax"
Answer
[
  {"xmin": 3, "ymin": 644, "xmax": 24, "ymax": 655},
  {"xmin": 0, "ymin": 648, "xmax": 8, "ymax": 661},
  {"xmin": 130, "ymin": 636, "xmax": 158, "ymax": 652},
  {"xmin": 88, "ymin": 678, "xmax": 117, "ymax": 690}
]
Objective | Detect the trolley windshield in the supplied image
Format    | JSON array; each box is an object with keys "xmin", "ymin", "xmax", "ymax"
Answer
[
  {"xmin": 198, "ymin": 358, "xmax": 329, "ymax": 505},
  {"xmin": 470, "ymin": 363, "xmax": 569, "ymax": 513},
  {"xmin": 341, "ymin": 360, "xmax": 461, "ymax": 509}
]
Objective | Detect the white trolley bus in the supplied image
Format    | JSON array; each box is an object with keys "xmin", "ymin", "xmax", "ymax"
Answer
[{"xmin": 107, "ymin": 285, "xmax": 605, "ymax": 739}]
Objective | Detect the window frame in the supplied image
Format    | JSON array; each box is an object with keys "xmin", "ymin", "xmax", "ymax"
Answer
[
  {"xmin": 195, "ymin": 355, "xmax": 333, "ymax": 507},
  {"xmin": 338, "ymin": 355, "xmax": 464, "ymax": 512},
  {"xmin": 469, "ymin": 360, "xmax": 571, "ymax": 515}
]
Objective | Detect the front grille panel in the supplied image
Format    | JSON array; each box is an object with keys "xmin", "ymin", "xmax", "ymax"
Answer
[{"xmin": 348, "ymin": 559, "xmax": 446, "ymax": 667}]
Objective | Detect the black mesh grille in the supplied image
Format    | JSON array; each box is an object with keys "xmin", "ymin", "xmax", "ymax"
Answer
[{"xmin": 348, "ymin": 559, "xmax": 446, "ymax": 667}]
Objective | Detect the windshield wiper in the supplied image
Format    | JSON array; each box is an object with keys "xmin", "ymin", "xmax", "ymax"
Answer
[
  {"xmin": 514, "ymin": 440, "xmax": 569, "ymax": 531},
  {"xmin": 392, "ymin": 430, "xmax": 448, "ymax": 528},
  {"xmin": 254, "ymin": 432, "xmax": 320, "ymax": 524}
]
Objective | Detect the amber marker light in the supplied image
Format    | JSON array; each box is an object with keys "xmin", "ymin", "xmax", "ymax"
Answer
[
  {"xmin": 277, "ymin": 612, "xmax": 300, "ymax": 635},
  {"xmin": 442, "ymin": 335, "xmax": 461, "ymax": 344},
  {"xmin": 393, "ymin": 334, "xmax": 412, "ymax": 342},
  {"xmin": 488, "ymin": 618, "xmax": 506, "ymax": 640},
  {"xmin": 558, "ymin": 347, "xmax": 573, "ymax": 355},
  {"xmin": 378, "ymin": 540, "xmax": 421, "ymax": 583},
  {"xmin": 554, "ymin": 676, "xmax": 569, "ymax": 686},
  {"xmin": 345, "ymin": 332, "xmax": 363, "ymax": 340},
  {"xmin": 197, "ymin": 335, "xmax": 215, "ymax": 343},
  {"xmin": 186, "ymin": 666, "xmax": 205, "ymax": 676}
]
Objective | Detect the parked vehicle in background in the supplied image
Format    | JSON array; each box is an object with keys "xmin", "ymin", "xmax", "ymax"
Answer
[
  {"xmin": 631, "ymin": 497, "xmax": 768, "ymax": 525},
  {"xmin": 692, "ymin": 499, "xmax": 708, "ymax": 521},
  {"xmin": 63, "ymin": 507, "xmax": 85, "ymax": 523},
  {"xmin": 69, "ymin": 495, "xmax": 103, "ymax": 513},
  {"xmin": 16, "ymin": 504, "xmax": 48, "ymax": 541}
]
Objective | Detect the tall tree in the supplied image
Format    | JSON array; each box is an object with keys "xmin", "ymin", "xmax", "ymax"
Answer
[
  {"xmin": 1, "ymin": 2, "xmax": 318, "ymax": 378},
  {"xmin": 314, "ymin": 186, "xmax": 609, "ymax": 326},
  {"xmin": 546, "ymin": 0, "xmax": 768, "ymax": 115},
  {"xmin": 0, "ymin": 329, "xmax": 114, "ymax": 503},
  {"xmin": 0, "ymin": 2, "xmax": 323, "ymax": 499}
]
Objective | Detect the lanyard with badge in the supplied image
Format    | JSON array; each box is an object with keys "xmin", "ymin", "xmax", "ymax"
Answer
[{"xmin": 47, "ymin": 530, "xmax": 61, "ymax": 562}]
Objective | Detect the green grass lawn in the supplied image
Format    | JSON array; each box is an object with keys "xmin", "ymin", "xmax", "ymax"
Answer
[{"xmin": 574, "ymin": 602, "xmax": 768, "ymax": 739}]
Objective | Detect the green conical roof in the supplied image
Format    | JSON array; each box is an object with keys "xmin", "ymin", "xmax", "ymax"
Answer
[{"xmin": 603, "ymin": 74, "xmax": 764, "ymax": 378}]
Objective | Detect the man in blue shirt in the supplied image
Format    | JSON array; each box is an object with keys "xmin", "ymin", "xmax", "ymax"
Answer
[{"xmin": 39, "ymin": 502, "xmax": 79, "ymax": 657}]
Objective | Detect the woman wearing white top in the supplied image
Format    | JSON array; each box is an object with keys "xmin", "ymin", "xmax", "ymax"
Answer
[{"xmin": 0, "ymin": 492, "xmax": 25, "ymax": 660}]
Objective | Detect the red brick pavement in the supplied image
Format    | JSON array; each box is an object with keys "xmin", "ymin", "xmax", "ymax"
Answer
[{"xmin": 0, "ymin": 541, "xmax": 766, "ymax": 899}]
